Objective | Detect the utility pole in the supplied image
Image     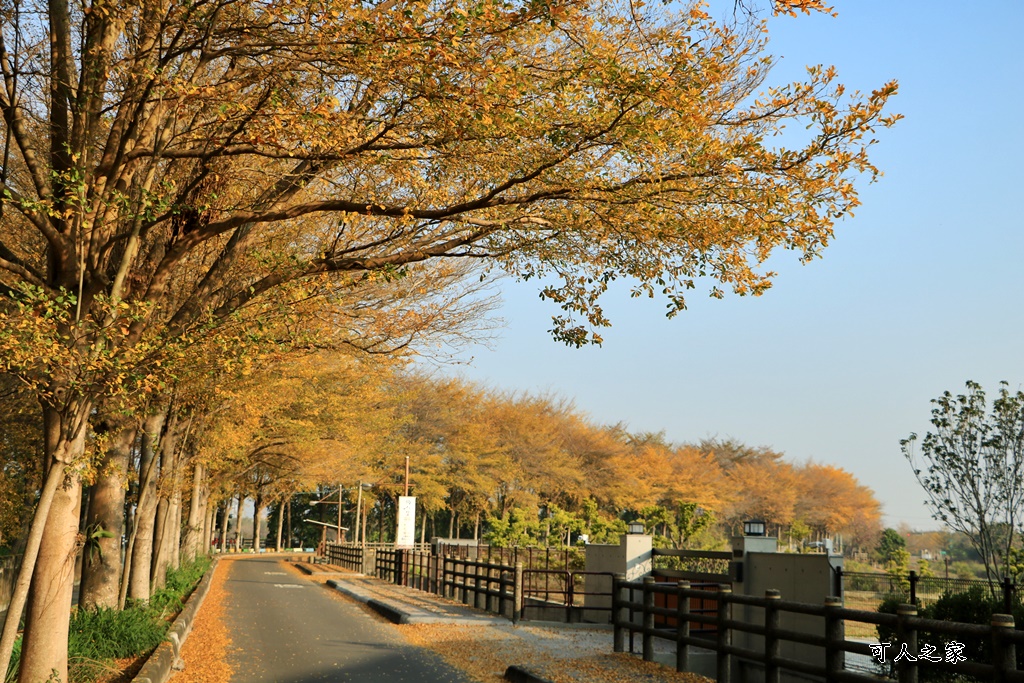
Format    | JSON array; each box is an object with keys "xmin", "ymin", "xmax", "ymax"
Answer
[
  {"xmin": 404, "ymin": 456, "xmax": 410, "ymax": 496},
  {"xmin": 355, "ymin": 483, "xmax": 364, "ymax": 547},
  {"xmin": 337, "ymin": 483, "xmax": 343, "ymax": 543}
]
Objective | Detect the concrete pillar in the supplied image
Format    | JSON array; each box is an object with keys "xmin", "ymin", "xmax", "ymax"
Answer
[{"xmin": 583, "ymin": 533, "xmax": 653, "ymax": 622}]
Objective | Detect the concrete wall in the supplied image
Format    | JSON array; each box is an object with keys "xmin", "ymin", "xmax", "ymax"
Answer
[
  {"xmin": 583, "ymin": 534, "xmax": 652, "ymax": 621},
  {"xmin": 734, "ymin": 552, "xmax": 844, "ymax": 683}
]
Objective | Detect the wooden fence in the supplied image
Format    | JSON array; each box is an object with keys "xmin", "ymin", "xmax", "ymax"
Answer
[
  {"xmin": 372, "ymin": 548, "xmax": 525, "ymax": 622},
  {"xmin": 323, "ymin": 545, "xmax": 615, "ymax": 624},
  {"xmin": 614, "ymin": 576, "xmax": 1024, "ymax": 683}
]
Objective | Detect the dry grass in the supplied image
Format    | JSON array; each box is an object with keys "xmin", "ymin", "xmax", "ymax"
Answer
[{"xmin": 843, "ymin": 594, "xmax": 883, "ymax": 640}]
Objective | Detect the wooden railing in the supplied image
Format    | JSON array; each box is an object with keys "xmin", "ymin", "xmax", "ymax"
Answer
[
  {"xmin": 323, "ymin": 544, "xmax": 366, "ymax": 573},
  {"xmin": 613, "ymin": 576, "xmax": 1024, "ymax": 683},
  {"xmin": 440, "ymin": 554, "xmax": 521, "ymax": 621},
  {"xmin": 373, "ymin": 549, "xmax": 525, "ymax": 622}
]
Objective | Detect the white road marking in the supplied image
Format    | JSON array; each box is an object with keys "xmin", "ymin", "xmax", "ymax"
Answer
[
  {"xmin": 274, "ymin": 584, "xmax": 305, "ymax": 588},
  {"xmin": 264, "ymin": 572, "xmax": 288, "ymax": 575}
]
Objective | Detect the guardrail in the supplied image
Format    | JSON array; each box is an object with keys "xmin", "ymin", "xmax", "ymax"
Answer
[{"xmin": 613, "ymin": 576, "xmax": 1024, "ymax": 683}]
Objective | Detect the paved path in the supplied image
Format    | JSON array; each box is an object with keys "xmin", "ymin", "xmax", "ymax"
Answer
[{"xmin": 221, "ymin": 556, "xmax": 477, "ymax": 683}]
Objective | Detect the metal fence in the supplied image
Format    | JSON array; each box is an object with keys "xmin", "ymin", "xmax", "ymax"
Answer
[
  {"xmin": 614, "ymin": 577, "xmax": 1024, "ymax": 683},
  {"xmin": 841, "ymin": 568, "xmax": 1017, "ymax": 611}
]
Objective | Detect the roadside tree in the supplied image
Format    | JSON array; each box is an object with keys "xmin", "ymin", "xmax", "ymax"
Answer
[{"xmin": 902, "ymin": 381, "xmax": 1024, "ymax": 590}]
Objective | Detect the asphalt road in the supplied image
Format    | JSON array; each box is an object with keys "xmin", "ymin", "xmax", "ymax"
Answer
[{"xmin": 222, "ymin": 557, "xmax": 477, "ymax": 683}]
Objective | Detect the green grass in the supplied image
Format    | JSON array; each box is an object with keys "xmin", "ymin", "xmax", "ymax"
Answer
[
  {"xmin": 68, "ymin": 605, "xmax": 167, "ymax": 660},
  {"xmin": 4, "ymin": 635, "xmax": 21, "ymax": 683}
]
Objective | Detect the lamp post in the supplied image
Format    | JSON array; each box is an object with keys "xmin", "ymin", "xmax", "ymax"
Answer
[
  {"xmin": 627, "ymin": 521, "xmax": 645, "ymax": 535},
  {"xmin": 743, "ymin": 519, "xmax": 767, "ymax": 537}
]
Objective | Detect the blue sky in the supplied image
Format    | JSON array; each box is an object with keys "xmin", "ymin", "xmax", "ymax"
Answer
[{"xmin": 434, "ymin": 1, "xmax": 1024, "ymax": 529}]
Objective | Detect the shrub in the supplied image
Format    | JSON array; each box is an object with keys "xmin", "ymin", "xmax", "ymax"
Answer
[
  {"xmin": 150, "ymin": 555, "xmax": 212, "ymax": 614},
  {"xmin": 877, "ymin": 586, "xmax": 1024, "ymax": 682}
]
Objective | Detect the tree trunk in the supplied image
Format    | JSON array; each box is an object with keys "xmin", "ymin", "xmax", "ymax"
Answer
[
  {"xmin": 286, "ymin": 498, "xmax": 292, "ymax": 550},
  {"xmin": 14, "ymin": 404, "xmax": 89, "ymax": 683},
  {"xmin": 0, "ymin": 402, "xmax": 85, "ymax": 683},
  {"xmin": 118, "ymin": 488, "xmax": 136, "ymax": 609},
  {"xmin": 218, "ymin": 502, "xmax": 229, "ymax": 553},
  {"xmin": 128, "ymin": 409, "xmax": 167, "ymax": 601},
  {"xmin": 169, "ymin": 491, "xmax": 181, "ymax": 570},
  {"xmin": 79, "ymin": 426, "xmax": 135, "ymax": 610},
  {"xmin": 151, "ymin": 496, "xmax": 168, "ymax": 584},
  {"xmin": 275, "ymin": 498, "xmax": 285, "ymax": 552},
  {"xmin": 182, "ymin": 463, "xmax": 204, "ymax": 562},
  {"xmin": 448, "ymin": 510, "xmax": 455, "ymax": 539},
  {"xmin": 233, "ymin": 496, "xmax": 243, "ymax": 552},
  {"xmin": 252, "ymin": 493, "xmax": 263, "ymax": 553},
  {"xmin": 201, "ymin": 495, "xmax": 214, "ymax": 555},
  {"xmin": 151, "ymin": 411, "xmax": 179, "ymax": 590}
]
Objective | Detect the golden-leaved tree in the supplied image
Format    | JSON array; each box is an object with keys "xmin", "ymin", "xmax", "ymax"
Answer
[{"xmin": 0, "ymin": 0, "xmax": 897, "ymax": 677}]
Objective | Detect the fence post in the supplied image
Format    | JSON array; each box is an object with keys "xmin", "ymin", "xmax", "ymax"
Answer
[
  {"xmin": 486, "ymin": 566, "xmax": 494, "ymax": 614},
  {"xmin": 676, "ymin": 581, "xmax": 691, "ymax": 673},
  {"xmin": 896, "ymin": 603, "xmax": 918, "ymax": 683},
  {"xmin": 642, "ymin": 577, "xmax": 656, "ymax": 662},
  {"xmin": 716, "ymin": 585, "xmax": 732, "ymax": 683},
  {"xmin": 824, "ymin": 596, "xmax": 844, "ymax": 678},
  {"xmin": 363, "ymin": 548, "xmax": 376, "ymax": 576},
  {"xmin": 566, "ymin": 571, "xmax": 575, "ymax": 624},
  {"xmin": 992, "ymin": 613, "xmax": 1016, "ymax": 683},
  {"xmin": 909, "ymin": 570, "xmax": 917, "ymax": 605},
  {"xmin": 512, "ymin": 563, "xmax": 524, "ymax": 625},
  {"xmin": 1003, "ymin": 577, "xmax": 1014, "ymax": 614},
  {"xmin": 476, "ymin": 563, "xmax": 486, "ymax": 610},
  {"xmin": 764, "ymin": 589, "xmax": 781, "ymax": 683},
  {"xmin": 613, "ymin": 574, "xmax": 626, "ymax": 653}
]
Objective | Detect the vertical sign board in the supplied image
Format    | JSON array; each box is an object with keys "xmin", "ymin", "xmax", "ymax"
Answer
[{"xmin": 396, "ymin": 496, "xmax": 417, "ymax": 549}]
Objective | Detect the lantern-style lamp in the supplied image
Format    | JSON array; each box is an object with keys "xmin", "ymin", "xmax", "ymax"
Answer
[
  {"xmin": 627, "ymin": 521, "xmax": 646, "ymax": 535},
  {"xmin": 743, "ymin": 519, "xmax": 766, "ymax": 537}
]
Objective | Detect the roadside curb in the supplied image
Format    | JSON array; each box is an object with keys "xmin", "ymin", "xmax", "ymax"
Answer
[
  {"xmin": 294, "ymin": 561, "xmax": 349, "ymax": 577},
  {"xmin": 132, "ymin": 555, "xmax": 220, "ymax": 683},
  {"xmin": 325, "ymin": 578, "xmax": 500, "ymax": 625},
  {"xmin": 504, "ymin": 665, "xmax": 555, "ymax": 683}
]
